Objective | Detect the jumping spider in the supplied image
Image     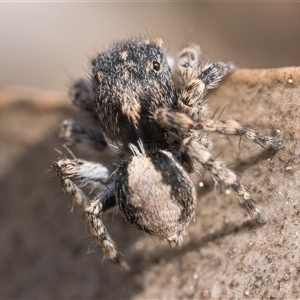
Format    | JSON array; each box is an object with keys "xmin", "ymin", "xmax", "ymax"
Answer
[{"xmin": 53, "ymin": 37, "xmax": 284, "ymax": 269}]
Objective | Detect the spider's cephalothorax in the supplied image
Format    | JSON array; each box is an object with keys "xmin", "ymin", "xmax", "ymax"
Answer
[
  {"xmin": 53, "ymin": 37, "xmax": 284, "ymax": 269},
  {"xmin": 92, "ymin": 38, "xmax": 177, "ymax": 149}
]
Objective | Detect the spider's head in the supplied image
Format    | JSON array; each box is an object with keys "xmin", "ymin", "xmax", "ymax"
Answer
[{"xmin": 91, "ymin": 38, "xmax": 177, "ymax": 146}]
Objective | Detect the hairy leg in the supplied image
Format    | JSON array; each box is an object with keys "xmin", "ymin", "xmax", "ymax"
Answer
[
  {"xmin": 53, "ymin": 158, "xmax": 111, "ymax": 208},
  {"xmin": 69, "ymin": 78, "xmax": 98, "ymax": 118},
  {"xmin": 61, "ymin": 78, "xmax": 109, "ymax": 150},
  {"xmin": 154, "ymin": 107, "xmax": 284, "ymax": 224},
  {"xmin": 197, "ymin": 118, "xmax": 284, "ymax": 149},
  {"xmin": 182, "ymin": 136, "xmax": 266, "ymax": 224},
  {"xmin": 178, "ymin": 42, "xmax": 202, "ymax": 70},
  {"xmin": 85, "ymin": 194, "xmax": 130, "ymax": 270},
  {"xmin": 154, "ymin": 108, "xmax": 284, "ymax": 149},
  {"xmin": 176, "ymin": 43, "xmax": 235, "ymax": 119},
  {"xmin": 53, "ymin": 158, "xmax": 128, "ymax": 268},
  {"xmin": 59, "ymin": 119, "xmax": 107, "ymax": 151}
]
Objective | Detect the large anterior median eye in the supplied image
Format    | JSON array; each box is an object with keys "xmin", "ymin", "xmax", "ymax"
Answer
[{"xmin": 152, "ymin": 60, "xmax": 161, "ymax": 72}]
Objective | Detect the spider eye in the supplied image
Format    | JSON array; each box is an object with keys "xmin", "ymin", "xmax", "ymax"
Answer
[{"xmin": 152, "ymin": 61, "xmax": 160, "ymax": 72}]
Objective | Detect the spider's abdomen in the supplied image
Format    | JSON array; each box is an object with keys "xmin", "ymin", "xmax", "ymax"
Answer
[{"xmin": 115, "ymin": 150, "xmax": 197, "ymax": 246}]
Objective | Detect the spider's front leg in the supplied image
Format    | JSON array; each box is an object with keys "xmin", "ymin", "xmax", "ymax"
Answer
[
  {"xmin": 59, "ymin": 79, "xmax": 108, "ymax": 151},
  {"xmin": 154, "ymin": 108, "xmax": 284, "ymax": 224},
  {"xmin": 59, "ymin": 119, "xmax": 107, "ymax": 151},
  {"xmin": 85, "ymin": 191, "xmax": 130, "ymax": 270},
  {"xmin": 155, "ymin": 109, "xmax": 284, "ymax": 150},
  {"xmin": 53, "ymin": 158, "xmax": 128, "ymax": 269},
  {"xmin": 177, "ymin": 43, "xmax": 235, "ymax": 119},
  {"xmin": 197, "ymin": 118, "xmax": 284, "ymax": 150},
  {"xmin": 53, "ymin": 158, "xmax": 111, "ymax": 209},
  {"xmin": 69, "ymin": 78, "xmax": 98, "ymax": 119}
]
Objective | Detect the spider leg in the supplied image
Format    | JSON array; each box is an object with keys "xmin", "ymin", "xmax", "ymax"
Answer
[
  {"xmin": 197, "ymin": 118, "xmax": 284, "ymax": 149},
  {"xmin": 59, "ymin": 119, "xmax": 107, "ymax": 151},
  {"xmin": 85, "ymin": 194, "xmax": 130, "ymax": 270},
  {"xmin": 182, "ymin": 136, "xmax": 266, "ymax": 224},
  {"xmin": 70, "ymin": 78, "xmax": 98, "ymax": 119},
  {"xmin": 177, "ymin": 44, "xmax": 235, "ymax": 119},
  {"xmin": 60, "ymin": 78, "xmax": 109, "ymax": 151},
  {"xmin": 155, "ymin": 108, "xmax": 284, "ymax": 149},
  {"xmin": 197, "ymin": 61, "xmax": 236, "ymax": 91},
  {"xmin": 154, "ymin": 108, "xmax": 284, "ymax": 224},
  {"xmin": 53, "ymin": 158, "xmax": 128, "ymax": 268},
  {"xmin": 53, "ymin": 158, "xmax": 111, "ymax": 209},
  {"xmin": 178, "ymin": 42, "xmax": 202, "ymax": 70}
]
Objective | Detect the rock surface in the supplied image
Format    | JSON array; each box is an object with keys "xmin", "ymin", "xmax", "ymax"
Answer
[{"xmin": 0, "ymin": 67, "xmax": 299, "ymax": 299}]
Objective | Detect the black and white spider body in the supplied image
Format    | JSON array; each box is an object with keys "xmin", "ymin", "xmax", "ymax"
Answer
[
  {"xmin": 92, "ymin": 38, "xmax": 176, "ymax": 149},
  {"xmin": 53, "ymin": 37, "xmax": 283, "ymax": 269}
]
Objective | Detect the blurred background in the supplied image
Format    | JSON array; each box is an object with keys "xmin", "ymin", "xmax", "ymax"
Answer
[
  {"xmin": 0, "ymin": 3, "xmax": 300, "ymax": 299},
  {"xmin": 1, "ymin": 3, "xmax": 300, "ymax": 93}
]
